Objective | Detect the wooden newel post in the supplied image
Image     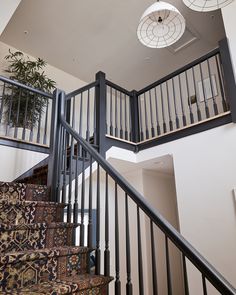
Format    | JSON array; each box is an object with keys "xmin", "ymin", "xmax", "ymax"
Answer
[{"xmin": 95, "ymin": 71, "xmax": 107, "ymax": 157}]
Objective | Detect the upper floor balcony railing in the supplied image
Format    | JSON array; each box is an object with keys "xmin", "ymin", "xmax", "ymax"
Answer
[{"xmin": 0, "ymin": 38, "xmax": 235, "ymax": 154}]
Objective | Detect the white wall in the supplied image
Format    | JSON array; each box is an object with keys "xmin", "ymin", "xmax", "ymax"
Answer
[
  {"xmin": 0, "ymin": 145, "xmax": 47, "ymax": 181},
  {"xmin": 222, "ymin": 2, "xmax": 236, "ymax": 77},
  {"xmin": 142, "ymin": 170, "xmax": 184, "ymax": 295},
  {"xmin": 136, "ymin": 123, "xmax": 236, "ymax": 292},
  {"xmin": 0, "ymin": 40, "xmax": 86, "ymax": 92},
  {"xmin": 106, "ymin": 122, "xmax": 236, "ymax": 292},
  {"xmin": 0, "ymin": 0, "xmax": 21, "ymax": 36}
]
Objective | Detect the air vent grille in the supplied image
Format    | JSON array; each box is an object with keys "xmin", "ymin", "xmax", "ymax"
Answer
[{"xmin": 168, "ymin": 26, "xmax": 198, "ymax": 53}]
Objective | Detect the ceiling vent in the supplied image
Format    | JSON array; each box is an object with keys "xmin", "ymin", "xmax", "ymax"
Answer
[{"xmin": 167, "ymin": 26, "xmax": 199, "ymax": 54}]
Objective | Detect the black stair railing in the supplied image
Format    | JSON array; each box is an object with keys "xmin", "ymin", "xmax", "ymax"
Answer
[
  {"xmin": 51, "ymin": 89, "xmax": 236, "ymax": 295},
  {"xmin": 136, "ymin": 47, "xmax": 229, "ymax": 142},
  {"xmin": 0, "ymin": 75, "xmax": 53, "ymax": 146}
]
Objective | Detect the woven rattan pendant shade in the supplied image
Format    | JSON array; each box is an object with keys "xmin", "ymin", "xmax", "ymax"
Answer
[
  {"xmin": 137, "ymin": 1, "xmax": 186, "ymax": 48},
  {"xmin": 183, "ymin": 0, "xmax": 234, "ymax": 11}
]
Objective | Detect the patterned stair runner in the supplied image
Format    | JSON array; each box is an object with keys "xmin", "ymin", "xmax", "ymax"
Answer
[{"xmin": 0, "ymin": 182, "xmax": 112, "ymax": 294}]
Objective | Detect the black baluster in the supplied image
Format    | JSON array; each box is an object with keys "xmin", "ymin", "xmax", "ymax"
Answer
[
  {"xmin": 104, "ymin": 172, "xmax": 110, "ymax": 276},
  {"xmin": 86, "ymin": 89, "xmax": 90, "ymax": 141},
  {"xmin": 115, "ymin": 89, "xmax": 118, "ymax": 137},
  {"xmin": 154, "ymin": 87, "xmax": 161, "ymax": 135},
  {"xmin": 125, "ymin": 193, "xmax": 133, "ymax": 295},
  {"xmin": 143, "ymin": 92, "xmax": 149, "ymax": 139},
  {"xmin": 80, "ymin": 149, "xmax": 85, "ymax": 247},
  {"xmin": 62, "ymin": 129, "xmax": 67, "ymax": 204},
  {"xmin": 165, "ymin": 235, "xmax": 172, "ymax": 295},
  {"xmin": 192, "ymin": 67, "xmax": 202, "ymax": 122},
  {"xmin": 137, "ymin": 207, "xmax": 144, "ymax": 295},
  {"xmin": 166, "ymin": 81, "xmax": 173, "ymax": 131},
  {"xmin": 14, "ymin": 88, "xmax": 22, "ymax": 138},
  {"xmin": 199, "ymin": 62, "xmax": 210, "ymax": 118},
  {"xmin": 67, "ymin": 132, "xmax": 73, "ymax": 223},
  {"xmin": 120, "ymin": 92, "xmax": 123, "ymax": 139},
  {"xmin": 43, "ymin": 97, "xmax": 49, "ymax": 144},
  {"xmin": 202, "ymin": 275, "xmax": 208, "ymax": 295},
  {"xmin": 0, "ymin": 83, "xmax": 6, "ymax": 123},
  {"xmin": 22, "ymin": 91, "xmax": 29, "ymax": 140},
  {"xmin": 110, "ymin": 87, "xmax": 113, "ymax": 136},
  {"xmin": 138, "ymin": 96, "xmax": 144, "ymax": 141},
  {"xmin": 79, "ymin": 92, "xmax": 83, "ymax": 136},
  {"xmin": 115, "ymin": 183, "xmax": 121, "ymax": 295},
  {"xmin": 215, "ymin": 54, "xmax": 228, "ymax": 112},
  {"xmin": 207, "ymin": 58, "xmax": 218, "ymax": 115},
  {"xmin": 72, "ymin": 96, "xmax": 75, "ymax": 129},
  {"xmin": 29, "ymin": 94, "xmax": 36, "ymax": 142},
  {"xmin": 160, "ymin": 84, "xmax": 167, "ymax": 133},
  {"xmin": 93, "ymin": 90, "xmax": 97, "ymax": 145},
  {"xmin": 171, "ymin": 79, "xmax": 180, "ymax": 129},
  {"xmin": 88, "ymin": 154, "xmax": 93, "ymax": 249},
  {"xmin": 178, "ymin": 75, "xmax": 187, "ymax": 126},
  {"xmin": 150, "ymin": 220, "xmax": 158, "ymax": 295},
  {"xmin": 125, "ymin": 95, "xmax": 128, "ymax": 140},
  {"xmin": 129, "ymin": 98, "xmax": 133, "ymax": 141},
  {"xmin": 185, "ymin": 71, "xmax": 194, "ymax": 124},
  {"xmin": 5, "ymin": 87, "xmax": 14, "ymax": 136},
  {"xmin": 95, "ymin": 163, "xmax": 101, "ymax": 275},
  {"xmin": 73, "ymin": 140, "xmax": 79, "ymax": 243},
  {"xmin": 149, "ymin": 90, "xmax": 155, "ymax": 137},
  {"xmin": 182, "ymin": 254, "xmax": 189, "ymax": 295},
  {"xmin": 37, "ymin": 96, "xmax": 42, "ymax": 143},
  {"xmin": 56, "ymin": 126, "xmax": 63, "ymax": 202}
]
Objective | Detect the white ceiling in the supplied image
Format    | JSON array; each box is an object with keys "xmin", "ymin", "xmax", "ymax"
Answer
[{"xmin": 0, "ymin": 0, "xmax": 226, "ymax": 90}]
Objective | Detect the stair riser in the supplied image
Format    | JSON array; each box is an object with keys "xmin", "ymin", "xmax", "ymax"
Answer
[
  {"xmin": 77, "ymin": 285, "xmax": 108, "ymax": 295},
  {"xmin": 0, "ymin": 182, "xmax": 49, "ymax": 202},
  {"xmin": 0, "ymin": 225, "xmax": 75, "ymax": 253},
  {"xmin": 0, "ymin": 251, "xmax": 89, "ymax": 291},
  {"xmin": 57, "ymin": 252, "xmax": 89, "ymax": 278},
  {"xmin": 0, "ymin": 254, "xmax": 58, "ymax": 292},
  {"xmin": 0, "ymin": 202, "xmax": 64, "ymax": 225}
]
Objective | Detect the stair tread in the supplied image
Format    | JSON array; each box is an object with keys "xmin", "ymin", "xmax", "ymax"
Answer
[
  {"xmin": 0, "ymin": 182, "xmax": 49, "ymax": 202},
  {"xmin": 0, "ymin": 222, "xmax": 79, "ymax": 231},
  {"xmin": 4, "ymin": 274, "xmax": 112, "ymax": 294},
  {"xmin": 0, "ymin": 199, "xmax": 66, "ymax": 206},
  {"xmin": 0, "ymin": 246, "xmax": 93, "ymax": 265}
]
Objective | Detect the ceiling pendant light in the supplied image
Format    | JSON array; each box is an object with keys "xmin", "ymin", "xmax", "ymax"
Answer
[
  {"xmin": 137, "ymin": 1, "xmax": 186, "ymax": 49},
  {"xmin": 182, "ymin": 0, "xmax": 234, "ymax": 12}
]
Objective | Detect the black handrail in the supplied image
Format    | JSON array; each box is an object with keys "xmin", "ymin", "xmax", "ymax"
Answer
[
  {"xmin": 137, "ymin": 48, "xmax": 220, "ymax": 96},
  {"xmin": 0, "ymin": 75, "xmax": 53, "ymax": 99},
  {"xmin": 106, "ymin": 80, "xmax": 132, "ymax": 96},
  {"xmin": 59, "ymin": 93, "xmax": 235, "ymax": 294},
  {"xmin": 66, "ymin": 80, "xmax": 99, "ymax": 100}
]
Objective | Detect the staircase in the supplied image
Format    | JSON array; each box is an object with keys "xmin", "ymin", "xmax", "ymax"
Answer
[{"xmin": 0, "ymin": 181, "xmax": 112, "ymax": 294}]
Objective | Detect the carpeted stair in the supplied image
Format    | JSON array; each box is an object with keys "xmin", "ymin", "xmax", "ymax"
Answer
[{"xmin": 0, "ymin": 181, "xmax": 112, "ymax": 294}]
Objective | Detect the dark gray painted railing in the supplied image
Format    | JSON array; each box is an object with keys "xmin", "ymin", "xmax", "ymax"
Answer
[
  {"xmin": 49, "ymin": 89, "xmax": 236, "ymax": 294},
  {"xmin": 136, "ymin": 48, "xmax": 229, "ymax": 142},
  {"xmin": 0, "ymin": 75, "xmax": 53, "ymax": 148},
  {"xmin": 106, "ymin": 80, "xmax": 132, "ymax": 141}
]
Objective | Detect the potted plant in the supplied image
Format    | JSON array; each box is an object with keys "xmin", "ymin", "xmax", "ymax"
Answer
[{"xmin": 2, "ymin": 50, "xmax": 56, "ymax": 140}]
